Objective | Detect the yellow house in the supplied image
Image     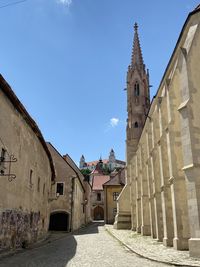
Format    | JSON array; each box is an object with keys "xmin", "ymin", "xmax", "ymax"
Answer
[{"xmin": 103, "ymin": 169, "xmax": 125, "ymax": 224}]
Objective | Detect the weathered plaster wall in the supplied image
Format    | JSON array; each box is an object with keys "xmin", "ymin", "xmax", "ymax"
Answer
[
  {"xmin": 72, "ymin": 178, "xmax": 85, "ymax": 230},
  {"xmin": 47, "ymin": 144, "xmax": 87, "ymax": 231},
  {"xmin": 0, "ymin": 89, "xmax": 52, "ymax": 250},
  {"xmin": 104, "ymin": 185, "xmax": 123, "ymax": 224}
]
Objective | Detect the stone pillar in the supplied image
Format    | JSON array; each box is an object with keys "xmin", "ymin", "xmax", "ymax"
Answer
[
  {"xmin": 146, "ymin": 161, "xmax": 156, "ymax": 238},
  {"xmin": 130, "ymin": 157, "xmax": 136, "ymax": 231},
  {"xmin": 136, "ymin": 153, "xmax": 141, "ymax": 233},
  {"xmin": 140, "ymin": 143, "xmax": 151, "ymax": 236},
  {"xmin": 150, "ymin": 118, "xmax": 163, "ymax": 242},
  {"xmin": 146, "ymin": 129, "xmax": 156, "ymax": 238},
  {"xmin": 166, "ymin": 127, "xmax": 189, "ymax": 250},
  {"xmin": 158, "ymin": 139, "xmax": 173, "ymax": 247},
  {"xmin": 157, "ymin": 98, "xmax": 174, "ymax": 247},
  {"xmin": 178, "ymin": 46, "xmax": 200, "ymax": 257}
]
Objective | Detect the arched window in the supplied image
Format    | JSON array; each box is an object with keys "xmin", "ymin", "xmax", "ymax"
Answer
[
  {"xmin": 134, "ymin": 82, "xmax": 140, "ymax": 96},
  {"xmin": 134, "ymin": 122, "xmax": 139, "ymax": 128}
]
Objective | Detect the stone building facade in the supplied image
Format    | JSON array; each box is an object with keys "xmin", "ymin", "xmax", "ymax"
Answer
[
  {"xmin": 0, "ymin": 75, "xmax": 55, "ymax": 250},
  {"xmin": 63, "ymin": 152, "xmax": 92, "ymax": 229},
  {"xmin": 114, "ymin": 6, "xmax": 200, "ymax": 258},
  {"xmin": 103, "ymin": 168, "xmax": 125, "ymax": 224},
  {"xmin": 47, "ymin": 143, "xmax": 91, "ymax": 231},
  {"xmin": 91, "ymin": 160, "xmax": 110, "ymax": 220},
  {"xmin": 0, "ymin": 74, "xmax": 91, "ymax": 251}
]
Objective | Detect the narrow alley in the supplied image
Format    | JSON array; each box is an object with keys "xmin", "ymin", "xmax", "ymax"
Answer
[{"xmin": 0, "ymin": 222, "xmax": 172, "ymax": 267}]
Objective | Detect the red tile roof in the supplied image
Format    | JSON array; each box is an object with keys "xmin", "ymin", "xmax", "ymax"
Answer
[
  {"xmin": 91, "ymin": 168, "xmax": 104, "ymax": 175},
  {"xmin": 103, "ymin": 169, "xmax": 125, "ymax": 186},
  {"xmin": 92, "ymin": 175, "xmax": 110, "ymax": 191},
  {"xmin": 87, "ymin": 159, "xmax": 109, "ymax": 166}
]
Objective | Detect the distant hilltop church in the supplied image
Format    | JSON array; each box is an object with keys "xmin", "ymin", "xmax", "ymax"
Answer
[{"xmin": 79, "ymin": 149, "xmax": 125, "ymax": 172}]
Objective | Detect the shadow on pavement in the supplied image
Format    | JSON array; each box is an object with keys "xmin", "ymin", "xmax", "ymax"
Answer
[
  {"xmin": 0, "ymin": 222, "xmax": 106, "ymax": 267},
  {"xmin": 0, "ymin": 233, "xmax": 77, "ymax": 267},
  {"xmin": 73, "ymin": 221, "xmax": 105, "ymax": 236}
]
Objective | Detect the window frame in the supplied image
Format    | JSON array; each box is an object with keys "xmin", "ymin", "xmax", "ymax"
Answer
[
  {"xmin": 113, "ymin": 192, "xmax": 119, "ymax": 201},
  {"xmin": 56, "ymin": 182, "xmax": 64, "ymax": 196},
  {"xmin": 97, "ymin": 192, "xmax": 101, "ymax": 201},
  {"xmin": 134, "ymin": 81, "xmax": 140, "ymax": 96}
]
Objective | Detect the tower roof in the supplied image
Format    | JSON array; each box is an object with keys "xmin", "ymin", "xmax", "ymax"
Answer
[{"xmin": 131, "ymin": 23, "xmax": 145, "ymax": 71}]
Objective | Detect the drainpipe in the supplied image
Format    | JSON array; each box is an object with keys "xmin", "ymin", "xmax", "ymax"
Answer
[{"xmin": 70, "ymin": 176, "xmax": 76, "ymax": 232}]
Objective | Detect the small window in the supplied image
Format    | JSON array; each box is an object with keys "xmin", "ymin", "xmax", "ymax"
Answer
[
  {"xmin": 56, "ymin": 182, "xmax": 64, "ymax": 195},
  {"xmin": 37, "ymin": 177, "xmax": 40, "ymax": 192},
  {"xmin": 113, "ymin": 208, "xmax": 117, "ymax": 216},
  {"xmin": 0, "ymin": 148, "xmax": 6, "ymax": 163},
  {"xmin": 29, "ymin": 169, "xmax": 33, "ymax": 186},
  {"xmin": 43, "ymin": 183, "xmax": 46, "ymax": 195},
  {"xmin": 113, "ymin": 192, "xmax": 119, "ymax": 201},
  {"xmin": 134, "ymin": 82, "xmax": 140, "ymax": 96},
  {"xmin": 134, "ymin": 122, "xmax": 139, "ymax": 128},
  {"xmin": 97, "ymin": 193, "xmax": 101, "ymax": 201},
  {"xmin": 0, "ymin": 148, "xmax": 6, "ymax": 174}
]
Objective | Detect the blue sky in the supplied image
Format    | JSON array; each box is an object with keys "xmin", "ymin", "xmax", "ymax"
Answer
[{"xmin": 0, "ymin": 0, "xmax": 199, "ymax": 164}]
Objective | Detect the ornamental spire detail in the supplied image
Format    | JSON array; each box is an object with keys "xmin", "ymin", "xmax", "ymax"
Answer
[{"xmin": 131, "ymin": 23, "xmax": 145, "ymax": 71}]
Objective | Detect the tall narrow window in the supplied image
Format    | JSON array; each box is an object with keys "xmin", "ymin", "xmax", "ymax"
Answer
[
  {"xmin": 29, "ymin": 169, "xmax": 33, "ymax": 187},
  {"xmin": 113, "ymin": 192, "xmax": 119, "ymax": 201},
  {"xmin": 0, "ymin": 148, "xmax": 6, "ymax": 174},
  {"xmin": 134, "ymin": 82, "xmax": 140, "ymax": 96},
  {"xmin": 43, "ymin": 183, "xmax": 46, "ymax": 195},
  {"xmin": 56, "ymin": 182, "xmax": 64, "ymax": 195},
  {"xmin": 97, "ymin": 193, "xmax": 101, "ymax": 201},
  {"xmin": 134, "ymin": 122, "xmax": 139, "ymax": 128},
  {"xmin": 0, "ymin": 148, "xmax": 6, "ymax": 162},
  {"xmin": 37, "ymin": 177, "xmax": 40, "ymax": 192}
]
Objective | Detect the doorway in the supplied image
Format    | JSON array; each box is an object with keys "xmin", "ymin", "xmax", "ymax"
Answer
[
  {"xmin": 94, "ymin": 206, "xmax": 104, "ymax": 220},
  {"xmin": 49, "ymin": 212, "xmax": 69, "ymax": 231}
]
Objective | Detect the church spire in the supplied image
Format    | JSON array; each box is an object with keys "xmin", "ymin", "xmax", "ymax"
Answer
[
  {"xmin": 131, "ymin": 23, "xmax": 145, "ymax": 71},
  {"xmin": 126, "ymin": 23, "xmax": 150, "ymax": 161}
]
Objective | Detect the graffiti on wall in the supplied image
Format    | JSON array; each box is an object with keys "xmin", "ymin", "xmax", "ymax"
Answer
[{"xmin": 0, "ymin": 209, "xmax": 41, "ymax": 250}]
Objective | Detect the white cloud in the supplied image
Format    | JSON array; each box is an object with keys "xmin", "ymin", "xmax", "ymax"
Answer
[
  {"xmin": 57, "ymin": 0, "xmax": 72, "ymax": 7},
  {"xmin": 110, "ymin": 118, "xmax": 119, "ymax": 127}
]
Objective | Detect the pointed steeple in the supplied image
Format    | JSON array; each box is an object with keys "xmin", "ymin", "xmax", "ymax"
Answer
[
  {"xmin": 126, "ymin": 23, "xmax": 150, "ymax": 161},
  {"xmin": 131, "ymin": 23, "xmax": 145, "ymax": 71}
]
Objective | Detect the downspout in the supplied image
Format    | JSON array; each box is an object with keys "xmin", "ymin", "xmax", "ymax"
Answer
[
  {"xmin": 105, "ymin": 186, "xmax": 108, "ymax": 223},
  {"xmin": 70, "ymin": 176, "xmax": 76, "ymax": 232}
]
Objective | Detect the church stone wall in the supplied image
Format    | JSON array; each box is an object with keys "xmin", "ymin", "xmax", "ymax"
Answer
[
  {"xmin": 129, "ymin": 11, "xmax": 200, "ymax": 256},
  {"xmin": 115, "ymin": 9, "xmax": 200, "ymax": 258}
]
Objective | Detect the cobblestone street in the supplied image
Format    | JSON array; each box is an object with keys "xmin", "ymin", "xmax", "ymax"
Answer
[{"xmin": 0, "ymin": 222, "xmax": 171, "ymax": 267}]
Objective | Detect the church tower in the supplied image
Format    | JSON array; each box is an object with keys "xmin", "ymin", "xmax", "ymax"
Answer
[
  {"xmin": 126, "ymin": 23, "xmax": 150, "ymax": 165},
  {"xmin": 109, "ymin": 149, "xmax": 115, "ymax": 163},
  {"xmin": 79, "ymin": 155, "xmax": 86, "ymax": 169},
  {"xmin": 109, "ymin": 148, "xmax": 116, "ymax": 171}
]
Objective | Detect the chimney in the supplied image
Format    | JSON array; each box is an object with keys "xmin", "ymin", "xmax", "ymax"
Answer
[{"xmin": 63, "ymin": 154, "xmax": 67, "ymax": 161}]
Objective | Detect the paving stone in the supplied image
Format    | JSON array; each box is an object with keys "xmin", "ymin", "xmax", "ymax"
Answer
[
  {"xmin": 105, "ymin": 225, "xmax": 200, "ymax": 267},
  {"xmin": 0, "ymin": 222, "xmax": 170, "ymax": 267}
]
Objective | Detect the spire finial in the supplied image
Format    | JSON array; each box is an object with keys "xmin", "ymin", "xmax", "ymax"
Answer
[
  {"xmin": 134, "ymin": 22, "xmax": 138, "ymax": 32},
  {"xmin": 131, "ymin": 23, "xmax": 144, "ymax": 71}
]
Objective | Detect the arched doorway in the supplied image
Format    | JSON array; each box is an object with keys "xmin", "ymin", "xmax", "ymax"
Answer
[
  {"xmin": 49, "ymin": 212, "xmax": 69, "ymax": 231},
  {"xmin": 94, "ymin": 206, "xmax": 104, "ymax": 220}
]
